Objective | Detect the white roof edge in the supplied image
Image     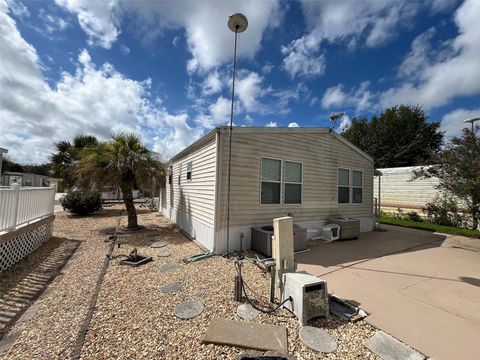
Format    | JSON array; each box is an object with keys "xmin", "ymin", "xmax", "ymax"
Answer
[
  {"xmin": 330, "ymin": 132, "xmax": 373, "ymax": 163},
  {"xmin": 376, "ymin": 165, "xmax": 434, "ymax": 175},
  {"xmin": 168, "ymin": 128, "xmax": 218, "ymax": 163},
  {"xmin": 0, "ymin": 147, "xmax": 8, "ymax": 153}
]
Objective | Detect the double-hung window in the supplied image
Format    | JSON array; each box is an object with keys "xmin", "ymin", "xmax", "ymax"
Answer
[
  {"xmin": 338, "ymin": 168, "xmax": 350, "ymax": 204},
  {"xmin": 352, "ymin": 170, "xmax": 363, "ymax": 203},
  {"xmin": 284, "ymin": 161, "xmax": 302, "ymax": 204},
  {"xmin": 261, "ymin": 158, "xmax": 281, "ymax": 204},
  {"xmin": 186, "ymin": 162, "xmax": 192, "ymax": 180}
]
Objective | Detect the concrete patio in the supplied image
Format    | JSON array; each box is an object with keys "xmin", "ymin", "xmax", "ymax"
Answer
[{"xmin": 296, "ymin": 224, "xmax": 480, "ymax": 360}]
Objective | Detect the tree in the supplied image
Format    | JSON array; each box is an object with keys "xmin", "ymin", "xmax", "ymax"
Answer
[
  {"xmin": 420, "ymin": 127, "xmax": 480, "ymax": 229},
  {"xmin": 76, "ymin": 133, "xmax": 164, "ymax": 228},
  {"xmin": 341, "ymin": 105, "xmax": 444, "ymax": 168},
  {"xmin": 51, "ymin": 135, "xmax": 98, "ymax": 188}
]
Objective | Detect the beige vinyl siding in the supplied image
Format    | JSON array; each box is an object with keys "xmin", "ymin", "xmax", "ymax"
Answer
[
  {"xmin": 374, "ymin": 167, "xmax": 440, "ymax": 209},
  {"xmin": 217, "ymin": 131, "xmax": 373, "ymax": 228},
  {"xmin": 166, "ymin": 137, "xmax": 216, "ymax": 227}
]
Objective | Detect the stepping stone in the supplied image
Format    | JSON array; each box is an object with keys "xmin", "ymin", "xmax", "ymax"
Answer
[
  {"xmin": 236, "ymin": 303, "xmax": 260, "ymax": 321},
  {"xmin": 366, "ymin": 331, "xmax": 424, "ymax": 360},
  {"xmin": 157, "ymin": 252, "xmax": 171, "ymax": 258},
  {"xmin": 203, "ymin": 318, "xmax": 288, "ymax": 352},
  {"xmin": 162, "ymin": 282, "xmax": 182, "ymax": 294},
  {"xmin": 159, "ymin": 263, "xmax": 180, "ymax": 273},
  {"xmin": 299, "ymin": 326, "xmax": 337, "ymax": 353},
  {"xmin": 151, "ymin": 241, "xmax": 167, "ymax": 248},
  {"xmin": 175, "ymin": 299, "xmax": 204, "ymax": 319}
]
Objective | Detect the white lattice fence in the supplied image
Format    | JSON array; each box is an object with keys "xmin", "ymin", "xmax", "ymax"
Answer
[{"xmin": 0, "ymin": 219, "xmax": 53, "ymax": 273}]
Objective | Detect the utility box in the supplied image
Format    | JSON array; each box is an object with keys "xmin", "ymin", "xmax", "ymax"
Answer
[
  {"xmin": 282, "ymin": 272, "xmax": 329, "ymax": 325},
  {"xmin": 251, "ymin": 224, "xmax": 307, "ymax": 257}
]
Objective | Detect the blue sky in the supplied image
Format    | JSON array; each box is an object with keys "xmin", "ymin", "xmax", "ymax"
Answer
[{"xmin": 1, "ymin": 0, "xmax": 479, "ymax": 164}]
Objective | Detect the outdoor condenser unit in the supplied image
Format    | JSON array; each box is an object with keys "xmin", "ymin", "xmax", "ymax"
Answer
[
  {"xmin": 328, "ymin": 217, "xmax": 360, "ymax": 239},
  {"xmin": 282, "ymin": 272, "xmax": 329, "ymax": 325}
]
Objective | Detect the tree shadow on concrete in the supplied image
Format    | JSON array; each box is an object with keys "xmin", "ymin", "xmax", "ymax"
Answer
[{"xmin": 0, "ymin": 237, "xmax": 81, "ymax": 340}]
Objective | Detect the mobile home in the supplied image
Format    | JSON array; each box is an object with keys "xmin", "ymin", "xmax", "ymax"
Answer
[{"xmin": 160, "ymin": 127, "xmax": 374, "ymax": 254}]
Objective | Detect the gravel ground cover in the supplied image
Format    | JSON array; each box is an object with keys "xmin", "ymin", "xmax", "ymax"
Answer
[
  {"xmin": 0, "ymin": 208, "xmax": 124, "ymax": 359},
  {"xmin": 80, "ymin": 209, "xmax": 379, "ymax": 360},
  {"xmin": 1, "ymin": 206, "xmax": 379, "ymax": 359}
]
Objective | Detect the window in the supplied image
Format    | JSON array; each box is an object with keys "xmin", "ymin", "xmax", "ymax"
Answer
[
  {"xmin": 284, "ymin": 161, "xmax": 302, "ymax": 204},
  {"xmin": 338, "ymin": 168, "xmax": 350, "ymax": 204},
  {"xmin": 178, "ymin": 163, "xmax": 182, "ymax": 185},
  {"xmin": 261, "ymin": 158, "xmax": 281, "ymax": 204},
  {"xmin": 168, "ymin": 166, "xmax": 172, "ymax": 184},
  {"xmin": 186, "ymin": 162, "xmax": 192, "ymax": 180},
  {"xmin": 352, "ymin": 170, "xmax": 363, "ymax": 203}
]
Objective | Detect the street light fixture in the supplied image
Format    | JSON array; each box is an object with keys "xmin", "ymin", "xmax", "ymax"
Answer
[{"xmin": 226, "ymin": 13, "xmax": 248, "ymax": 253}]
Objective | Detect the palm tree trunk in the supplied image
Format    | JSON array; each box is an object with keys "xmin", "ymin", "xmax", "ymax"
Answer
[{"xmin": 120, "ymin": 184, "xmax": 138, "ymax": 228}]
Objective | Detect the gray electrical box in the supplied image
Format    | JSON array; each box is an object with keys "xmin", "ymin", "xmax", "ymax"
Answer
[{"xmin": 282, "ymin": 272, "xmax": 329, "ymax": 325}]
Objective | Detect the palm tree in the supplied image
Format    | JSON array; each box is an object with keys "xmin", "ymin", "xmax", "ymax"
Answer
[
  {"xmin": 51, "ymin": 135, "xmax": 98, "ymax": 189},
  {"xmin": 76, "ymin": 133, "xmax": 164, "ymax": 228}
]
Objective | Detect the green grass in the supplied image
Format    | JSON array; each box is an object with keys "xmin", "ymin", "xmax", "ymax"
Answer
[{"xmin": 379, "ymin": 215, "xmax": 480, "ymax": 238}]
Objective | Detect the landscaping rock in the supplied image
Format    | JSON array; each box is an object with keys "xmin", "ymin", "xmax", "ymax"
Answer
[
  {"xmin": 366, "ymin": 331, "xmax": 424, "ymax": 360},
  {"xmin": 299, "ymin": 326, "xmax": 337, "ymax": 353},
  {"xmin": 175, "ymin": 299, "xmax": 204, "ymax": 319},
  {"xmin": 151, "ymin": 241, "xmax": 167, "ymax": 248},
  {"xmin": 159, "ymin": 263, "xmax": 180, "ymax": 273},
  {"xmin": 236, "ymin": 303, "xmax": 260, "ymax": 321},
  {"xmin": 162, "ymin": 282, "xmax": 182, "ymax": 294},
  {"xmin": 157, "ymin": 252, "xmax": 171, "ymax": 257}
]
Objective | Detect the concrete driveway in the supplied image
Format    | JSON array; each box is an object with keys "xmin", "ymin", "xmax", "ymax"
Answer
[{"xmin": 296, "ymin": 225, "xmax": 480, "ymax": 360}]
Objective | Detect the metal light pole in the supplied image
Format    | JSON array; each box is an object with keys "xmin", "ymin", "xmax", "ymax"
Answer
[{"xmin": 226, "ymin": 13, "xmax": 248, "ymax": 253}]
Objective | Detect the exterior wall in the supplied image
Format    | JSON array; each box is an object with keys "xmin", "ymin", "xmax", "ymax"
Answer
[
  {"xmin": 215, "ymin": 129, "xmax": 374, "ymax": 253},
  {"xmin": 161, "ymin": 135, "xmax": 217, "ymax": 251},
  {"xmin": 374, "ymin": 167, "xmax": 440, "ymax": 212}
]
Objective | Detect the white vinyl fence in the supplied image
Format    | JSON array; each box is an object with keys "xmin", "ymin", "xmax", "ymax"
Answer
[{"xmin": 0, "ymin": 185, "xmax": 55, "ymax": 232}]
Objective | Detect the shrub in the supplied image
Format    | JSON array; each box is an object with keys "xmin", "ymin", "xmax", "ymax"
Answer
[
  {"xmin": 423, "ymin": 194, "xmax": 464, "ymax": 227},
  {"xmin": 60, "ymin": 190, "xmax": 102, "ymax": 215},
  {"xmin": 405, "ymin": 211, "xmax": 422, "ymax": 222}
]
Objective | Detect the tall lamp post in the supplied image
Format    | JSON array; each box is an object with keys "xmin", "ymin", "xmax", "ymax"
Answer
[{"xmin": 226, "ymin": 13, "xmax": 248, "ymax": 253}]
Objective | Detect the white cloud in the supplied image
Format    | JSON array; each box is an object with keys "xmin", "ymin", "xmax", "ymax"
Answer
[
  {"xmin": 288, "ymin": 122, "xmax": 299, "ymax": 128},
  {"xmin": 282, "ymin": 1, "xmax": 439, "ymax": 78},
  {"xmin": 54, "ymin": 0, "xmax": 282, "ymax": 72},
  {"xmin": 39, "ymin": 8, "xmax": 69, "ymax": 33},
  {"xmin": 6, "ymin": 0, "xmax": 29, "ymax": 18},
  {"xmin": 398, "ymin": 27, "xmax": 436, "ymax": 78},
  {"xmin": 202, "ymin": 71, "xmax": 223, "ymax": 96},
  {"xmin": 265, "ymin": 121, "xmax": 277, "ymax": 127},
  {"xmin": 235, "ymin": 71, "xmax": 269, "ymax": 112},
  {"xmin": 440, "ymin": 108, "xmax": 480, "ymax": 139},
  {"xmin": 322, "ymin": 82, "xmax": 373, "ymax": 112},
  {"xmin": 0, "ymin": 3, "xmax": 200, "ymax": 163},
  {"xmin": 119, "ymin": 43, "xmax": 130, "ymax": 55},
  {"xmin": 380, "ymin": 0, "xmax": 480, "ymax": 110},
  {"xmin": 54, "ymin": 0, "xmax": 120, "ymax": 48}
]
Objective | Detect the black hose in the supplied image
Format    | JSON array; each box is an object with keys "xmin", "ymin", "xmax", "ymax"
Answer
[{"xmin": 235, "ymin": 260, "xmax": 292, "ymax": 314}]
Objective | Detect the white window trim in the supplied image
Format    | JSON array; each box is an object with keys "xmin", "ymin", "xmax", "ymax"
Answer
[
  {"xmin": 260, "ymin": 156, "xmax": 282, "ymax": 205},
  {"xmin": 352, "ymin": 169, "xmax": 363, "ymax": 204},
  {"xmin": 284, "ymin": 160, "xmax": 303, "ymax": 205},
  {"xmin": 337, "ymin": 167, "xmax": 364, "ymax": 205}
]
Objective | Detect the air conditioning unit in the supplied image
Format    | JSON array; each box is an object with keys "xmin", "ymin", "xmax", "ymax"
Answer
[
  {"xmin": 282, "ymin": 272, "xmax": 329, "ymax": 325},
  {"xmin": 328, "ymin": 217, "xmax": 360, "ymax": 239},
  {"xmin": 320, "ymin": 224, "xmax": 340, "ymax": 242}
]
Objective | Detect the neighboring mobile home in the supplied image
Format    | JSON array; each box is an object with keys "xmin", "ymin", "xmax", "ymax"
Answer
[
  {"xmin": 160, "ymin": 127, "xmax": 374, "ymax": 254},
  {"xmin": 374, "ymin": 166, "xmax": 440, "ymax": 213}
]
